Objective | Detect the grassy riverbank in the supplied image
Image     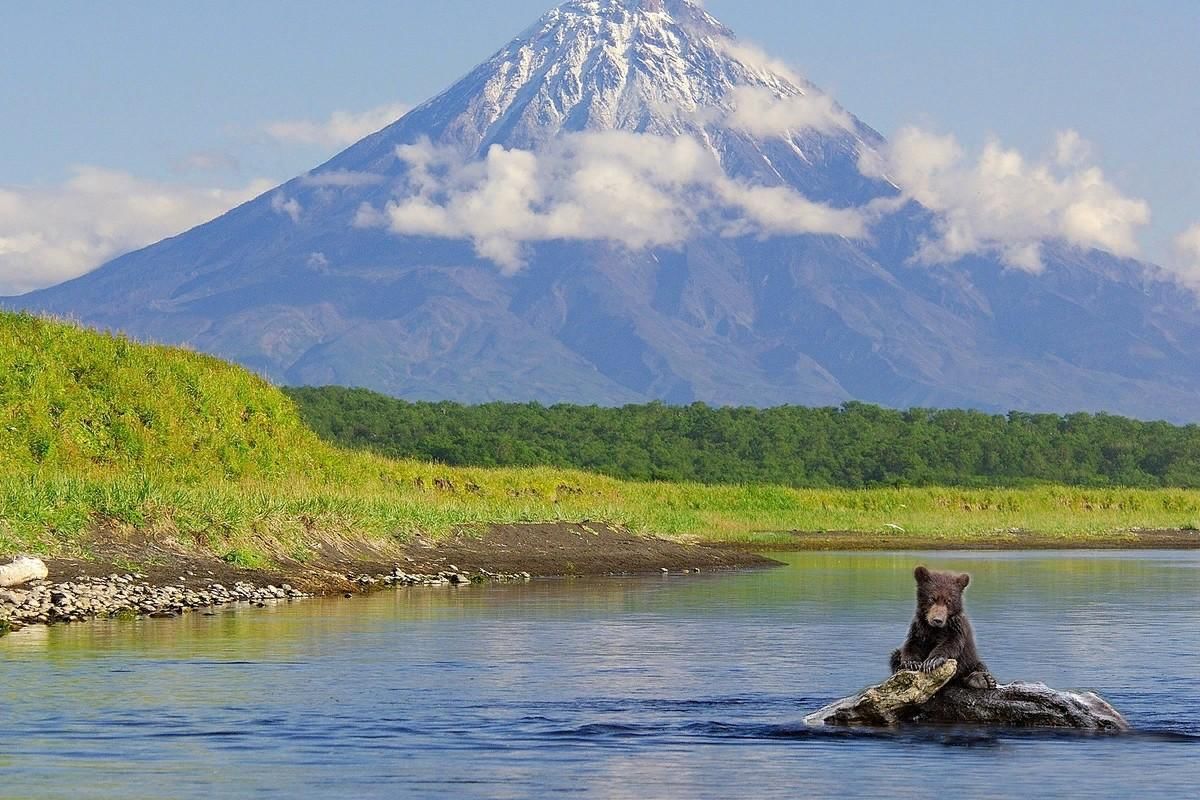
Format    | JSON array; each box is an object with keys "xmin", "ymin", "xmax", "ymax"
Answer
[
  {"xmin": 6, "ymin": 473, "xmax": 1199, "ymax": 557},
  {"xmin": 3, "ymin": 311, "xmax": 1199, "ymax": 569}
]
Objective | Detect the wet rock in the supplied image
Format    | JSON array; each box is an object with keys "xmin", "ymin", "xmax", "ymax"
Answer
[
  {"xmin": 375, "ymin": 566, "xmax": 534, "ymax": 588},
  {"xmin": 911, "ymin": 682, "xmax": 1129, "ymax": 731},
  {"xmin": 0, "ymin": 565, "xmax": 313, "ymax": 633},
  {"xmin": 805, "ymin": 660, "xmax": 959, "ymax": 727},
  {"xmin": 806, "ymin": 661, "xmax": 1130, "ymax": 732}
]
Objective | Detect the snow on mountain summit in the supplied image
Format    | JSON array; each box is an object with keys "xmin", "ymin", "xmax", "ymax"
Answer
[
  {"xmin": 331, "ymin": 0, "xmax": 882, "ymax": 206},
  {"xmin": 422, "ymin": 0, "xmax": 863, "ymax": 152}
]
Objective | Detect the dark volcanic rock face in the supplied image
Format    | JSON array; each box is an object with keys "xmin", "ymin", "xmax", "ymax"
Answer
[{"xmin": 8, "ymin": 0, "xmax": 1200, "ymax": 419}]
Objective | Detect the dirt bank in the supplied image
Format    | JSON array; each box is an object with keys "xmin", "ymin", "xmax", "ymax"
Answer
[
  {"xmin": 284, "ymin": 522, "xmax": 780, "ymax": 589},
  {"xmin": 35, "ymin": 522, "xmax": 778, "ymax": 597},
  {"xmin": 402, "ymin": 522, "xmax": 780, "ymax": 575}
]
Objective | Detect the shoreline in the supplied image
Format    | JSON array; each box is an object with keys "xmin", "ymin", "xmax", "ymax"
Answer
[
  {"xmin": 4, "ymin": 522, "xmax": 1198, "ymax": 637},
  {"xmin": 741, "ymin": 528, "xmax": 1200, "ymax": 551},
  {"xmin": 1, "ymin": 522, "xmax": 778, "ymax": 636}
]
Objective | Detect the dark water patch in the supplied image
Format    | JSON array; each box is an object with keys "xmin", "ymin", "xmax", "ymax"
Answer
[{"xmin": 523, "ymin": 717, "xmax": 1200, "ymax": 747}]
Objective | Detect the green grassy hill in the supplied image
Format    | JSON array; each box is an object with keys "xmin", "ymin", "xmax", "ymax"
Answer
[
  {"xmin": 0, "ymin": 311, "xmax": 639, "ymax": 561},
  {"xmin": 2, "ymin": 312, "xmax": 321, "ymax": 481},
  {"xmin": 2, "ymin": 311, "xmax": 1199, "ymax": 564}
]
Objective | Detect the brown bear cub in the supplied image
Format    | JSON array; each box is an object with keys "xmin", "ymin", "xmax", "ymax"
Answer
[{"xmin": 889, "ymin": 566, "xmax": 997, "ymax": 689}]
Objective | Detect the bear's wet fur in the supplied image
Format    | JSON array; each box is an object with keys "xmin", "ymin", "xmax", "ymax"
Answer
[{"xmin": 889, "ymin": 566, "xmax": 996, "ymax": 689}]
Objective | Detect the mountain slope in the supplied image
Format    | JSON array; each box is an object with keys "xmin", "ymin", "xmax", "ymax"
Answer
[{"xmin": 8, "ymin": 0, "xmax": 1200, "ymax": 420}]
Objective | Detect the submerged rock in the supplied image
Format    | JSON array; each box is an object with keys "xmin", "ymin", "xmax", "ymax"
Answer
[{"xmin": 806, "ymin": 661, "xmax": 1130, "ymax": 732}]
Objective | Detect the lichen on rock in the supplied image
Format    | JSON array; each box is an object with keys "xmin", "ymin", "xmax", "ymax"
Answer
[{"xmin": 805, "ymin": 659, "xmax": 958, "ymax": 727}]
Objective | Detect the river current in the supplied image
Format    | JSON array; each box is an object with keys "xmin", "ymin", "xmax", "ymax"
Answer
[{"xmin": 1, "ymin": 551, "xmax": 1196, "ymax": 798}]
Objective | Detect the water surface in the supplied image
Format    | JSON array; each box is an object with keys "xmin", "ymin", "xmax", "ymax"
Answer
[{"xmin": 1, "ymin": 551, "xmax": 1197, "ymax": 798}]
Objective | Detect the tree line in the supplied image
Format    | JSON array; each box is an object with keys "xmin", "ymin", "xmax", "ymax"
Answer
[{"xmin": 284, "ymin": 386, "xmax": 1200, "ymax": 488}]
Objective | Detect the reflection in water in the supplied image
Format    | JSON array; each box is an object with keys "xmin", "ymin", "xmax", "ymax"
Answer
[{"xmin": 0, "ymin": 551, "xmax": 1197, "ymax": 798}]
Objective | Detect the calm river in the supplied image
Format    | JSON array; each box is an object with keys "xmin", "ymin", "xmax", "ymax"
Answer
[{"xmin": 1, "ymin": 551, "xmax": 1197, "ymax": 798}]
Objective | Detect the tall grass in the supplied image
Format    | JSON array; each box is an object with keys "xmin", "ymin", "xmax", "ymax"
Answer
[{"xmin": 2, "ymin": 311, "xmax": 1199, "ymax": 562}]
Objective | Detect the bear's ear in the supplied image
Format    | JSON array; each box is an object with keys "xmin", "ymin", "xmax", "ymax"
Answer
[
  {"xmin": 914, "ymin": 565, "xmax": 931, "ymax": 583},
  {"xmin": 956, "ymin": 572, "xmax": 971, "ymax": 589}
]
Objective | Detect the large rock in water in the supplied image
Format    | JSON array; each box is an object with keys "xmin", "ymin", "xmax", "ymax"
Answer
[
  {"xmin": 910, "ymin": 683, "xmax": 1130, "ymax": 731},
  {"xmin": 806, "ymin": 660, "xmax": 1129, "ymax": 732},
  {"xmin": 805, "ymin": 659, "xmax": 960, "ymax": 727}
]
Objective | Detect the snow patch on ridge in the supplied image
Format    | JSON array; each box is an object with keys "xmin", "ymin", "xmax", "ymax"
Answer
[{"xmin": 403, "ymin": 0, "xmax": 872, "ymax": 163}]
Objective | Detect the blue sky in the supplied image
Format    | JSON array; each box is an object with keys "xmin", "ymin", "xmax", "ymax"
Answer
[{"xmin": 2, "ymin": 0, "xmax": 1197, "ymax": 293}]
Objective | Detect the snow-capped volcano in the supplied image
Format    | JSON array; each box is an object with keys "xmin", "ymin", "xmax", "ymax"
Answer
[
  {"xmin": 444, "ymin": 0, "xmax": 750, "ymax": 145},
  {"xmin": 9, "ymin": 0, "xmax": 1200, "ymax": 420},
  {"xmin": 405, "ymin": 0, "xmax": 861, "ymax": 149}
]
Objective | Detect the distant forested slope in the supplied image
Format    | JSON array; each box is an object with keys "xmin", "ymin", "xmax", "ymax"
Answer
[{"xmin": 285, "ymin": 387, "xmax": 1200, "ymax": 488}]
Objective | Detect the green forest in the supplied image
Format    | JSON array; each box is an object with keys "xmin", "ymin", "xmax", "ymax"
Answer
[{"xmin": 285, "ymin": 387, "xmax": 1200, "ymax": 489}]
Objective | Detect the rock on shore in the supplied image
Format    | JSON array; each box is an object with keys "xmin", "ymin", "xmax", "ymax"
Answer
[
  {"xmin": 0, "ymin": 556, "xmax": 49, "ymax": 587},
  {"xmin": 352, "ymin": 567, "xmax": 533, "ymax": 588},
  {"xmin": 0, "ymin": 574, "xmax": 309, "ymax": 634},
  {"xmin": 0, "ymin": 563, "xmax": 537, "ymax": 636}
]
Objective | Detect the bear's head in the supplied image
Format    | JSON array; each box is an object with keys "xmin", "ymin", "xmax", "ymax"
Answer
[{"xmin": 914, "ymin": 565, "xmax": 970, "ymax": 628}]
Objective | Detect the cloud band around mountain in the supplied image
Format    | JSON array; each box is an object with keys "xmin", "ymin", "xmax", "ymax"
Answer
[
  {"xmin": 358, "ymin": 131, "xmax": 867, "ymax": 272},
  {"xmin": 860, "ymin": 127, "xmax": 1151, "ymax": 272},
  {"xmin": 354, "ymin": 119, "xmax": 1154, "ymax": 284},
  {"xmin": 1174, "ymin": 223, "xmax": 1200, "ymax": 290},
  {"xmin": 0, "ymin": 105, "xmax": 1170, "ymax": 297}
]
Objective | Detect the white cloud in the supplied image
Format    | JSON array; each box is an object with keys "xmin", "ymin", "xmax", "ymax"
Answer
[
  {"xmin": 0, "ymin": 168, "xmax": 273, "ymax": 296},
  {"xmin": 270, "ymin": 192, "xmax": 303, "ymax": 223},
  {"xmin": 860, "ymin": 127, "xmax": 1151, "ymax": 271},
  {"xmin": 359, "ymin": 132, "xmax": 866, "ymax": 272},
  {"xmin": 723, "ymin": 86, "xmax": 852, "ymax": 137},
  {"xmin": 1053, "ymin": 130, "xmax": 1093, "ymax": 168},
  {"xmin": 1171, "ymin": 223, "xmax": 1200, "ymax": 290},
  {"xmin": 712, "ymin": 36, "xmax": 806, "ymax": 88},
  {"xmin": 703, "ymin": 33, "xmax": 852, "ymax": 139},
  {"xmin": 263, "ymin": 103, "xmax": 410, "ymax": 148}
]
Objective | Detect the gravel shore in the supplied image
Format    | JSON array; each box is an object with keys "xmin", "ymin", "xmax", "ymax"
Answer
[
  {"xmin": 0, "ymin": 522, "xmax": 777, "ymax": 637},
  {"xmin": 0, "ymin": 566, "xmax": 539, "ymax": 636}
]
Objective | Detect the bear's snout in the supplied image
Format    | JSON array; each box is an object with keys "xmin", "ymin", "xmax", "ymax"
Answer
[{"xmin": 925, "ymin": 604, "xmax": 949, "ymax": 627}]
